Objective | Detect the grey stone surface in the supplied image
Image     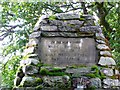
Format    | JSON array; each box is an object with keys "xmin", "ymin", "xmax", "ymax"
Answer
[
  {"xmin": 39, "ymin": 37, "xmax": 96, "ymax": 66},
  {"xmin": 22, "ymin": 47, "xmax": 35, "ymax": 56},
  {"xmin": 56, "ymin": 13, "xmax": 80, "ymax": 19},
  {"xmin": 115, "ymin": 70, "xmax": 119, "ymax": 75},
  {"xmin": 29, "ymin": 31, "xmax": 41, "ymax": 39},
  {"xmin": 103, "ymin": 78, "xmax": 120, "ymax": 87},
  {"xmin": 34, "ymin": 15, "xmax": 49, "ymax": 31},
  {"xmin": 41, "ymin": 26, "xmax": 57, "ymax": 31},
  {"xmin": 41, "ymin": 32, "xmax": 94, "ymax": 37},
  {"xmin": 65, "ymin": 67, "xmax": 91, "ymax": 75},
  {"xmin": 20, "ymin": 76, "xmax": 41, "ymax": 87},
  {"xmin": 101, "ymin": 68, "xmax": 113, "ymax": 76},
  {"xmin": 20, "ymin": 58, "xmax": 40, "ymax": 66},
  {"xmin": 100, "ymin": 51, "xmax": 112, "ymax": 57},
  {"xmin": 96, "ymin": 40, "xmax": 106, "ymax": 44},
  {"xmin": 98, "ymin": 57, "xmax": 116, "ymax": 66},
  {"xmin": 96, "ymin": 33, "xmax": 105, "ymax": 40},
  {"xmin": 64, "ymin": 20, "xmax": 84, "ymax": 25},
  {"xmin": 22, "ymin": 65, "xmax": 39, "ymax": 75},
  {"xmin": 72, "ymin": 77, "xmax": 90, "ymax": 88},
  {"xmin": 97, "ymin": 44, "xmax": 110, "ymax": 50},
  {"xmin": 90, "ymin": 78, "xmax": 101, "ymax": 88},
  {"xmin": 43, "ymin": 76, "xmax": 70, "ymax": 87},
  {"xmin": 14, "ymin": 76, "xmax": 21, "ymax": 86},
  {"xmin": 27, "ymin": 38, "xmax": 39, "ymax": 46},
  {"xmin": 49, "ymin": 20, "xmax": 64, "ymax": 26}
]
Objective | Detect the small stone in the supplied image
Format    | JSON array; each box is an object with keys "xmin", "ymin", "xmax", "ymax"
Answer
[
  {"xmin": 65, "ymin": 20, "xmax": 84, "ymax": 25},
  {"xmin": 27, "ymin": 38, "xmax": 39, "ymax": 47},
  {"xmin": 101, "ymin": 68, "xmax": 113, "ymax": 76},
  {"xmin": 20, "ymin": 58, "xmax": 40, "ymax": 66},
  {"xmin": 14, "ymin": 76, "xmax": 21, "ymax": 86},
  {"xmin": 81, "ymin": 15, "xmax": 95, "ymax": 20},
  {"xmin": 20, "ymin": 76, "xmax": 42, "ymax": 87},
  {"xmin": 22, "ymin": 47, "xmax": 36, "ymax": 56},
  {"xmin": 34, "ymin": 15, "xmax": 49, "ymax": 31},
  {"xmin": 96, "ymin": 40, "xmax": 106, "ymax": 44},
  {"xmin": 49, "ymin": 20, "xmax": 65, "ymax": 26},
  {"xmin": 65, "ymin": 67, "xmax": 91, "ymax": 77},
  {"xmin": 43, "ymin": 76, "xmax": 70, "ymax": 87},
  {"xmin": 25, "ymin": 87, "xmax": 36, "ymax": 90},
  {"xmin": 97, "ymin": 44, "xmax": 110, "ymax": 50},
  {"xmin": 22, "ymin": 65, "xmax": 39, "ymax": 75},
  {"xmin": 72, "ymin": 77, "xmax": 90, "ymax": 88},
  {"xmin": 103, "ymin": 78, "xmax": 120, "ymax": 87},
  {"xmin": 29, "ymin": 31, "xmax": 41, "ymax": 39},
  {"xmin": 98, "ymin": 57, "xmax": 116, "ymax": 66},
  {"xmin": 115, "ymin": 70, "xmax": 119, "ymax": 75},
  {"xmin": 41, "ymin": 26, "xmax": 57, "ymax": 31},
  {"xmin": 100, "ymin": 51, "xmax": 112, "ymax": 57},
  {"xmin": 56, "ymin": 13, "xmax": 80, "ymax": 20},
  {"xmin": 96, "ymin": 33, "xmax": 105, "ymax": 40},
  {"xmin": 62, "ymin": 75, "xmax": 70, "ymax": 83},
  {"xmin": 90, "ymin": 78, "xmax": 101, "ymax": 88}
]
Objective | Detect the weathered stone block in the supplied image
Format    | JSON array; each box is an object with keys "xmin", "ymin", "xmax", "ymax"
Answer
[
  {"xmin": 34, "ymin": 15, "xmax": 49, "ymax": 31},
  {"xmin": 103, "ymin": 78, "xmax": 120, "ymax": 87},
  {"xmin": 39, "ymin": 37, "xmax": 96, "ymax": 66},
  {"xmin": 100, "ymin": 51, "xmax": 112, "ymax": 57},
  {"xmin": 56, "ymin": 13, "xmax": 80, "ymax": 19},
  {"xmin": 101, "ymin": 68, "xmax": 113, "ymax": 76},
  {"xmin": 98, "ymin": 57, "xmax": 116, "ymax": 66},
  {"xmin": 27, "ymin": 38, "xmax": 39, "ymax": 47},
  {"xmin": 97, "ymin": 44, "xmax": 110, "ymax": 50},
  {"xmin": 96, "ymin": 40, "xmax": 106, "ymax": 44},
  {"xmin": 22, "ymin": 47, "xmax": 36, "ymax": 56},
  {"xmin": 96, "ymin": 33, "xmax": 105, "ymax": 40},
  {"xmin": 20, "ymin": 76, "xmax": 42, "ymax": 87},
  {"xmin": 20, "ymin": 58, "xmax": 40, "ymax": 66},
  {"xmin": 41, "ymin": 26, "xmax": 57, "ymax": 31},
  {"xmin": 43, "ymin": 76, "xmax": 71, "ymax": 88},
  {"xmin": 22, "ymin": 65, "xmax": 39, "ymax": 75},
  {"xmin": 65, "ymin": 67, "xmax": 91, "ymax": 75},
  {"xmin": 14, "ymin": 76, "xmax": 21, "ymax": 86},
  {"xmin": 29, "ymin": 31, "xmax": 41, "ymax": 39},
  {"xmin": 90, "ymin": 78, "xmax": 101, "ymax": 88}
]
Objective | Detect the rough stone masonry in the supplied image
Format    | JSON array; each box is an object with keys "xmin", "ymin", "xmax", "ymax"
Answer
[{"xmin": 13, "ymin": 13, "xmax": 120, "ymax": 90}]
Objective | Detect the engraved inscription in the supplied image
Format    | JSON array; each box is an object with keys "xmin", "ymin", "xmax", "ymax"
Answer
[{"xmin": 38, "ymin": 37, "xmax": 96, "ymax": 66}]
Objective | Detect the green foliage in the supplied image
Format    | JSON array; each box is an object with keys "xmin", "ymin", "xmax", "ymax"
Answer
[{"xmin": 1, "ymin": 55, "xmax": 21, "ymax": 88}]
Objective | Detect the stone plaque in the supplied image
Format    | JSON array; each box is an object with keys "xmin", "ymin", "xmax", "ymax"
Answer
[{"xmin": 38, "ymin": 37, "xmax": 96, "ymax": 66}]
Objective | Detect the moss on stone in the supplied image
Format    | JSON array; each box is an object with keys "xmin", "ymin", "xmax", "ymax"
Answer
[
  {"xmin": 85, "ymin": 86, "xmax": 96, "ymax": 90},
  {"xmin": 68, "ymin": 64, "xmax": 86, "ymax": 69},
  {"xmin": 49, "ymin": 15, "xmax": 57, "ymax": 20},
  {"xmin": 35, "ymin": 85, "xmax": 43, "ymax": 90},
  {"xmin": 79, "ymin": 17, "xmax": 85, "ymax": 21},
  {"xmin": 48, "ymin": 72, "xmax": 66, "ymax": 76},
  {"xmin": 36, "ymin": 78, "xmax": 43, "ymax": 84},
  {"xmin": 67, "ymin": 24, "xmax": 75, "ymax": 28},
  {"xmin": 85, "ymin": 73, "xmax": 96, "ymax": 78},
  {"xmin": 91, "ymin": 65, "xmax": 99, "ymax": 71},
  {"xmin": 40, "ymin": 68, "xmax": 49, "ymax": 75},
  {"xmin": 50, "ymin": 67, "xmax": 63, "ymax": 72}
]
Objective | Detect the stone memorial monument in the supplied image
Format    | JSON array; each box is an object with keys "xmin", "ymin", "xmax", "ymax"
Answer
[{"xmin": 13, "ymin": 13, "xmax": 119, "ymax": 90}]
